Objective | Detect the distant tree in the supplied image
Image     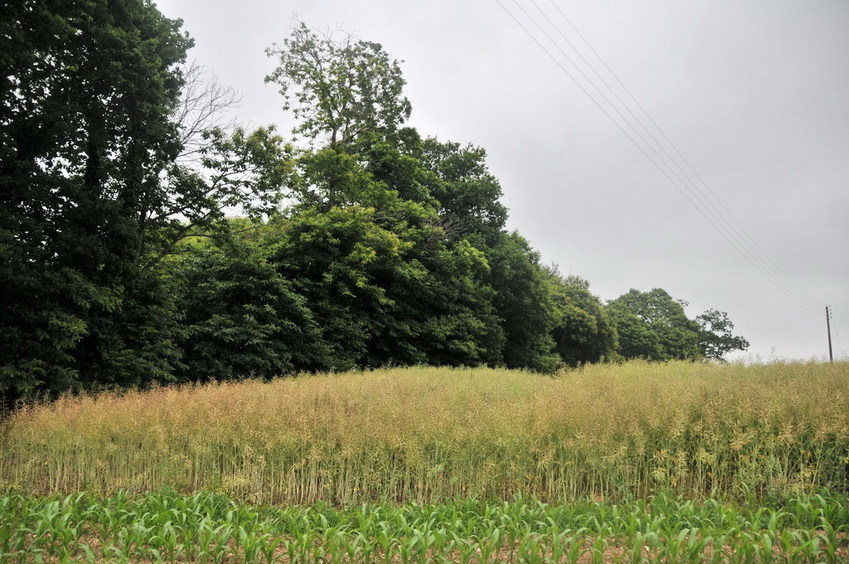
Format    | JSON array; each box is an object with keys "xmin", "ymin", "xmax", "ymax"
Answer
[
  {"xmin": 606, "ymin": 306, "xmax": 664, "ymax": 360},
  {"xmin": 414, "ymin": 239, "xmax": 505, "ymax": 368},
  {"xmin": 488, "ymin": 233, "xmax": 560, "ymax": 373},
  {"xmin": 607, "ymin": 289, "xmax": 701, "ymax": 361},
  {"xmin": 696, "ymin": 308, "xmax": 750, "ymax": 361},
  {"xmin": 263, "ymin": 21, "xmax": 520, "ymax": 371},
  {"xmin": 261, "ymin": 193, "xmax": 505, "ymax": 371},
  {"xmin": 265, "ymin": 204, "xmax": 424, "ymax": 371},
  {"xmin": 546, "ymin": 271, "xmax": 618, "ymax": 366}
]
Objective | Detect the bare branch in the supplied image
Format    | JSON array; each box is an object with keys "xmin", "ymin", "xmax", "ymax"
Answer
[{"xmin": 174, "ymin": 61, "xmax": 243, "ymax": 163}]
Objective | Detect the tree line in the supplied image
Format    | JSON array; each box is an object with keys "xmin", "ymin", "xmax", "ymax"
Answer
[{"xmin": 0, "ymin": 3, "xmax": 748, "ymax": 407}]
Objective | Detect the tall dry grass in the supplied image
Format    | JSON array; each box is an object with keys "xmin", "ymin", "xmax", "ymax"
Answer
[{"xmin": 1, "ymin": 361, "xmax": 847, "ymax": 503}]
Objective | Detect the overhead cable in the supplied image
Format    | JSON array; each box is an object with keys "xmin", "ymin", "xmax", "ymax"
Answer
[
  {"xmin": 541, "ymin": 0, "xmax": 818, "ymax": 310},
  {"xmin": 494, "ymin": 0, "xmax": 819, "ymax": 311}
]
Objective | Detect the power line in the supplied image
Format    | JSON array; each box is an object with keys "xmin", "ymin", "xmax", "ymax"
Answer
[
  {"xmin": 494, "ymin": 0, "xmax": 738, "ymax": 247},
  {"xmin": 494, "ymin": 0, "xmax": 819, "ymax": 311},
  {"xmin": 542, "ymin": 0, "xmax": 818, "ymax": 311},
  {"xmin": 514, "ymin": 0, "xmax": 810, "ymax": 308},
  {"xmin": 506, "ymin": 0, "xmax": 817, "ymax": 311}
]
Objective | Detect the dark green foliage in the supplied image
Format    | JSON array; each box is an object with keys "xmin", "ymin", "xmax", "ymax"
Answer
[
  {"xmin": 0, "ymin": 0, "xmax": 191, "ymax": 399},
  {"xmin": 174, "ymin": 236, "xmax": 326, "ymax": 380},
  {"xmin": 411, "ymin": 239, "xmax": 505, "ymax": 367},
  {"xmin": 359, "ymin": 132, "xmax": 437, "ymax": 206},
  {"xmin": 488, "ymin": 233, "xmax": 560, "ymax": 373},
  {"xmin": 295, "ymin": 147, "xmax": 373, "ymax": 210},
  {"xmin": 547, "ymin": 272, "xmax": 618, "ymax": 366},
  {"xmin": 696, "ymin": 308, "xmax": 750, "ymax": 360},
  {"xmin": 607, "ymin": 305, "xmax": 665, "ymax": 360},
  {"xmin": 607, "ymin": 289, "xmax": 702, "ymax": 361},
  {"xmin": 267, "ymin": 205, "xmax": 413, "ymax": 370},
  {"xmin": 607, "ymin": 289, "xmax": 748, "ymax": 362},
  {"xmin": 264, "ymin": 200, "xmax": 504, "ymax": 371},
  {"xmin": 419, "ymin": 138, "xmax": 508, "ymax": 245}
]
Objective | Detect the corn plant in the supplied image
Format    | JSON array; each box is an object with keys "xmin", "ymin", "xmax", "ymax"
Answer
[{"xmin": 1, "ymin": 490, "xmax": 847, "ymax": 562}]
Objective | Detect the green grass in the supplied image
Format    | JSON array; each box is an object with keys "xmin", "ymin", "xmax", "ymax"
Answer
[{"xmin": 2, "ymin": 489, "xmax": 847, "ymax": 563}]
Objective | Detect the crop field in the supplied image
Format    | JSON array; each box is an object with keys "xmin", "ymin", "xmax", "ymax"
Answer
[
  {"xmin": 2, "ymin": 361, "xmax": 848, "ymax": 561},
  {"xmin": 2, "ymin": 490, "xmax": 848, "ymax": 562}
]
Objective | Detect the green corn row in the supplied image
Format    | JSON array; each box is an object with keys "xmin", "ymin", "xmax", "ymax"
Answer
[{"xmin": 2, "ymin": 490, "xmax": 847, "ymax": 563}]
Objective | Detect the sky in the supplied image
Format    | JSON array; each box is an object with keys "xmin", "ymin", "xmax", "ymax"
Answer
[{"xmin": 154, "ymin": 0, "xmax": 849, "ymax": 362}]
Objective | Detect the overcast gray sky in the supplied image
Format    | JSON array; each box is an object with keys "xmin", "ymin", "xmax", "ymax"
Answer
[{"xmin": 155, "ymin": 0, "xmax": 849, "ymax": 362}]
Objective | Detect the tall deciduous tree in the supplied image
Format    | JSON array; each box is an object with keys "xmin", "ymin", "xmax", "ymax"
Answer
[
  {"xmin": 696, "ymin": 308, "xmax": 750, "ymax": 361},
  {"xmin": 488, "ymin": 233, "xmax": 560, "ymax": 373},
  {"xmin": 1, "ymin": 0, "xmax": 193, "ymax": 402},
  {"xmin": 546, "ymin": 271, "xmax": 618, "ymax": 366},
  {"xmin": 606, "ymin": 305, "xmax": 665, "ymax": 361},
  {"xmin": 265, "ymin": 21, "xmax": 411, "ymax": 150},
  {"xmin": 1, "ymin": 0, "xmax": 300, "ymax": 405},
  {"xmin": 607, "ymin": 289, "xmax": 748, "ymax": 362},
  {"xmin": 607, "ymin": 289, "xmax": 702, "ymax": 361},
  {"xmin": 263, "ymin": 21, "xmax": 522, "ymax": 372}
]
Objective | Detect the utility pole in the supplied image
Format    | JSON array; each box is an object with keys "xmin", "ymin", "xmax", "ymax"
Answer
[{"xmin": 826, "ymin": 305, "xmax": 834, "ymax": 363}]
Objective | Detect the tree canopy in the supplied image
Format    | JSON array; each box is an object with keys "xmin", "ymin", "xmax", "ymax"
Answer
[
  {"xmin": 1, "ymin": 13, "xmax": 749, "ymax": 406},
  {"xmin": 265, "ymin": 22, "xmax": 411, "ymax": 150},
  {"xmin": 1, "ymin": 0, "xmax": 193, "ymax": 400},
  {"xmin": 547, "ymin": 272, "xmax": 618, "ymax": 366},
  {"xmin": 607, "ymin": 289, "xmax": 749, "ymax": 361}
]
